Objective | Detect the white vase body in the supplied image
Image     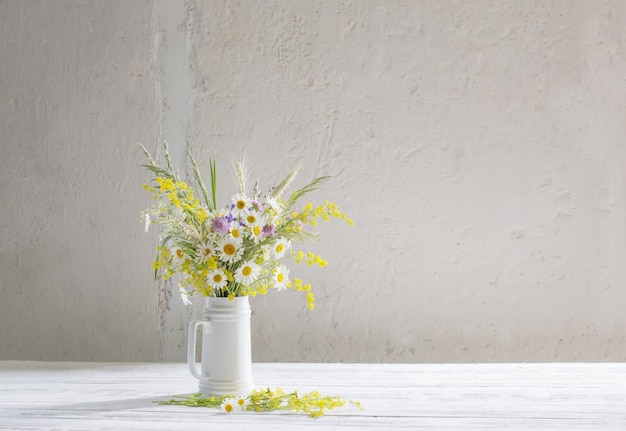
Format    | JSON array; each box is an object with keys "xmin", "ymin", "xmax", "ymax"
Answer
[{"xmin": 188, "ymin": 296, "xmax": 254, "ymax": 395}]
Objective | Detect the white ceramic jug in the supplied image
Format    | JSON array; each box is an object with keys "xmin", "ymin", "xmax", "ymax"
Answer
[{"xmin": 188, "ymin": 296, "xmax": 254, "ymax": 396}]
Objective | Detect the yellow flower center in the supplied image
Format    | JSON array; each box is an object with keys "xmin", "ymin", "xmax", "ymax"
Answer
[
  {"xmin": 224, "ymin": 244, "xmax": 236, "ymax": 255},
  {"xmin": 224, "ymin": 403, "xmax": 233, "ymax": 413},
  {"xmin": 277, "ymin": 273, "xmax": 284, "ymax": 283},
  {"xmin": 238, "ymin": 398, "xmax": 245, "ymax": 407},
  {"xmin": 236, "ymin": 200, "xmax": 246, "ymax": 210},
  {"xmin": 276, "ymin": 243, "xmax": 284, "ymax": 253},
  {"xmin": 253, "ymin": 225, "xmax": 261, "ymax": 236},
  {"xmin": 247, "ymin": 215, "xmax": 256, "ymax": 224},
  {"xmin": 176, "ymin": 249, "xmax": 184, "ymax": 258},
  {"xmin": 231, "ymin": 228, "xmax": 240, "ymax": 238},
  {"xmin": 242, "ymin": 266, "xmax": 252, "ymax": 276},
  {"xmin": 213, "ymin": 274, "xmax": 223, "ymax": 283},
  {"xmin": 203, "ymin": 248, "xmax": 211, "ymax": 256}
]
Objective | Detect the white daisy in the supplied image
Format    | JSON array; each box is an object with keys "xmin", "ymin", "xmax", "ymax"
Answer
[
  {"xmin": 232, "ymin": 193, "xmax": 251, "ymax": 217},
  {"xmin": 244, "ymin": 210, "xmax": 263, "ymax": 227},
  {"xmin": 217, "ymin": 235, "xmax": 244, "ymax": 263},
  {"xmin": 234, "ymin": 260, "xmax": 260, "ymax": 285},
  {"xmin": 171, "ymin": 246, "xmax": 186, "ymax": 266},
  {"xmin": 143, "ymin": 212, "xmax": 151, "ymax": 232},
  {"xmin": 178, "ymin": 285, "xmax": 192, "ymax": 306},
  {"xmin": 229, "ymin": 222, "xmax": 243, "ymax": 240},
  {"xmin": 263, "ymin": 197, "xmax": 283, "ymax": 224},
  {"xmin": 197, "ymin": 241, "xmax": 214, "ymax": 262},
  {"xmin": 236, "ymin": 395, "xmax": 249, "ymax": 411},
  {"xmin": 246, "ymin": 212, "xmax": 265, "ymax": 244},
  {"xmin": 207, "ymin": 268, "xmax": 228, "ymax": 290},
  {"xmin": 273, "ymin": 264, "xmax": 290, "ymax": 290},
  {"xmin": 265, "ymin": 196, "xmax": 280, "ymax": 211},
  {"xmin": 273, "ymin": 237, "xmax": 291, "ymax": 259},
  {"xmin": 249, "ymin": 224, "xmax": 264, "ymax": 243},
  {"xmin": 221, "ymin": 397, "xmax": 237, "ymax": 414}
]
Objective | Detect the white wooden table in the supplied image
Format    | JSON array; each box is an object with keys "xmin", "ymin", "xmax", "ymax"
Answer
[{"xmin": 1, "ymin": 361, "xmax": 625, "ymax": 430}]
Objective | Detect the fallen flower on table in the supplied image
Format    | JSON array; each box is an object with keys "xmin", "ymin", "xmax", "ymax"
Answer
[{"xmin": 158, "ymin": 386, "xmax": 363, "ymax": 418}]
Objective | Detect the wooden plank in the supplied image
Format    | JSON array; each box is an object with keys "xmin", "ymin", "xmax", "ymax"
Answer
[{"xmin": 1, "ymin": 361, "xmax": 626, "ymax": 430}]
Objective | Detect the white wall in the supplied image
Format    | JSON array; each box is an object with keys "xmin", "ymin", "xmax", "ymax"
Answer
[
  {"xmin": 2, "ymin": 0, "xmax": 626, "ymax": 362},
  {"xmin": 0, "ymin": 1, "xmax": 163, "ymax": 361}
]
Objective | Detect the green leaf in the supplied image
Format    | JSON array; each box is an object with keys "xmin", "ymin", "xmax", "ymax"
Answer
[
  {"xmin": 210, "ymin": 154, "xmax": 217, "ymax": 211},
  {"xmin": 285, "ymin": 176, "xmax": 331, "ymax": 210},
  {"xmin": 186, "ymin": 145, "xmax": 213, "ymax": 211}
]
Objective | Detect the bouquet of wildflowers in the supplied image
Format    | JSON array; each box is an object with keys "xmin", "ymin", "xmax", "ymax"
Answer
[{"xmin": 140, "ymin": 144, "xmax": 352, "ymax": 309}]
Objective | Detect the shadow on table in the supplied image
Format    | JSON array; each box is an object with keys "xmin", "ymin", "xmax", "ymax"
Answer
[{"xmin": 49, "ymin": 394, "xmax": 198, "ymax": 411}]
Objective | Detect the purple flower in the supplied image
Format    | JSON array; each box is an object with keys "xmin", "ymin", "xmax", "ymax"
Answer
[
  {"xmin": 211, "ymin": 216, "xmax": 230, "ymax": 235},
  {"xmin": 251, "ymin": 200, "xmax": 264, "ymax": 212},
  {"xmin": 262, "ymin": 224, "xmax": 275, "ymax": 238}
]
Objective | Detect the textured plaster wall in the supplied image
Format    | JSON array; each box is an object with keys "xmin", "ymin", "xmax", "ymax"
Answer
[
  {"xmin": 186, "ymin": 0, "xmax": 626, "ymax": 362},
  {"xmin": 0, "ymin": 1, "xmax": 163, "ymax": 360},
  {"xmin": 1, "ymin": 0, "xmax": 626, "ymax": 363}
]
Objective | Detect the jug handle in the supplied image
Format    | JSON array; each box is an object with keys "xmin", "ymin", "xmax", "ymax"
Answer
[{"xmin": 188, "ymin": 320, "xmax": 211, "ymax": 381}]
